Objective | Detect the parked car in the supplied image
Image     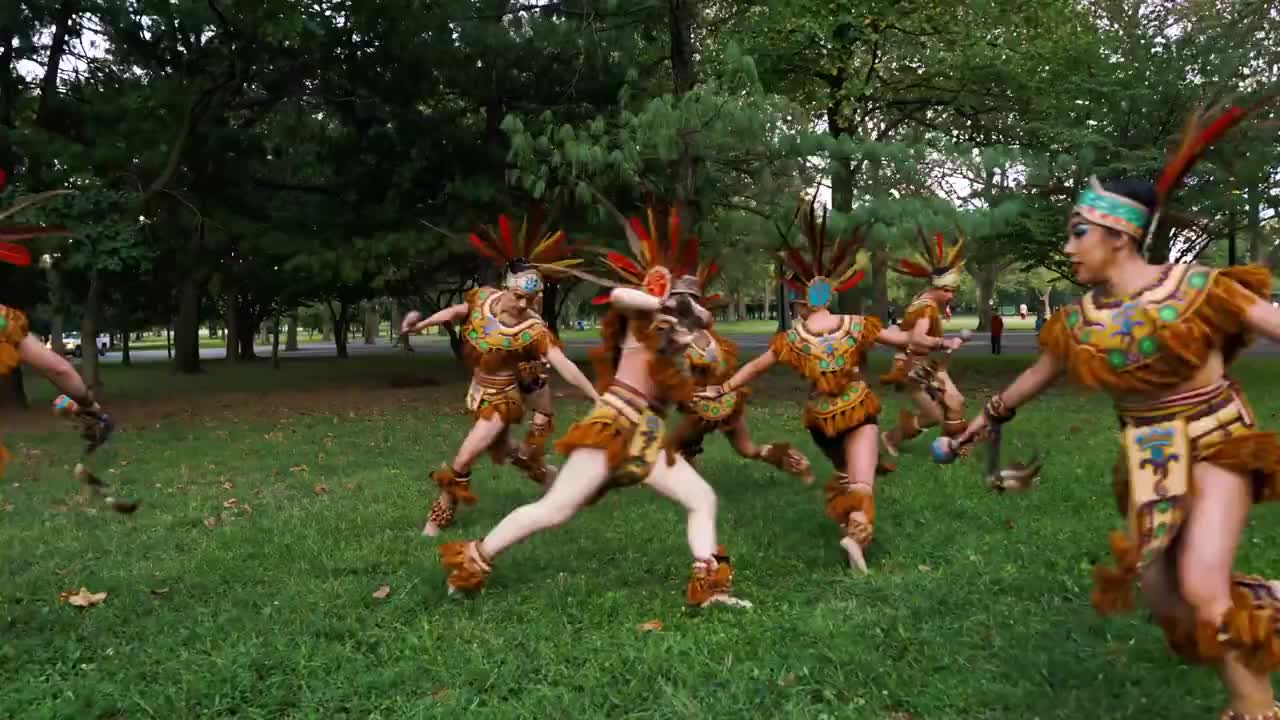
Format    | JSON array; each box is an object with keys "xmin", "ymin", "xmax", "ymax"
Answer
[{"xmin": 45, "ymin": 332, "xmax": 110, "ymax": 357}]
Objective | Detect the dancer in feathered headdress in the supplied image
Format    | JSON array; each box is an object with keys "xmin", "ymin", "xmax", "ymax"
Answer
[
  {"xmin": 703, "ymin": 192, "xmax": 967, "ymax": 572},
  {"xmin": 602, "ymin": 209, "xmax": 818, "ymax": 488},
  {"xmin": 945, "ymin": 97, "xmax": 1280, "ymax": 719},
  {"xmin": 438, "ymin": 193, "xmax": 752, "ymax": 609},
  {"xmin": 880, "ymin": 227, "xmax": 970, "ymax": 460},
  {"xmin": 401, "ymin": 209, "xmax": 599, "ymax": 537},
  {"xmin": 0, "ymin": 170, "xmax": 133, "ymax": 511}
]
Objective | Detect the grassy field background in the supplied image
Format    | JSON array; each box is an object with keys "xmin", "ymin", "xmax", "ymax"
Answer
[{"xmin": 3, "ymin": 351, "xmax": 1278, "ymax": 718}]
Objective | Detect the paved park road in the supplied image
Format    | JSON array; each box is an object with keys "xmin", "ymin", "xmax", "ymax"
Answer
[{"xmin": 97, "ymin": 330, "xmax": 1280, "ymax": 364}]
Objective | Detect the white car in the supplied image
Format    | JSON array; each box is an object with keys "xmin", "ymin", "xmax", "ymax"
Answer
[{"xmin": 45, "ymin": 332, "xmax": 110, "ymax": 357}]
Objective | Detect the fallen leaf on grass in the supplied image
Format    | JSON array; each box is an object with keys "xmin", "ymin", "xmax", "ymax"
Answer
[
  {"xmin": 372, "ymin": 585, "xmax": 392, "ymax": 599},
  {"xmin": 223, "ymin": 498, "xmax": 239, "ymax": 508},
  {"xmin": 1, "ymin": 501, "xmax": 13, "ymax": 512},
  {"xmin": 150, "ymin": 588, "xmax": 170, "ymax": 597},
  {"xmin": 313, "ymin": 484, "xmax": 329, "ymax": 496},
  {"xmin": 50, "ymin": 503, "xmax": 69, "ymax": 513},
  {"xmin": 1006, "ymin": 519, "xmax": 1016, "ymax": 530},
  {"xmin": 240, "ymin": 504, "xmax": 253, "ymax": 516},
  {"xmin": 636, "ymin": 619, "xmax": 663, "ymax": 632},
  {"xmin": 222, "ymin": 481, "xmax": 234, "ymax": 490},
  {"xmin": 203, "ymin": 515, "xmax": 220, "ymax": 529},
  {"xmin": 59, "ymin": 587, "xmax": 108, "ymax": 608},
  {"xmin": 917, "ymin": 564, "xmax": 931, "ymax": 573},
  {"xmin": 431, "ymin": 688, "xmax": 450, "ymax": 700},
  {"xmin": 777, "ymin": 672, "xmax": 798, "ymax": 688},
  {"xmin": 1069, "ymin": 425, "xmax": 1082, "ymax": 434},
  {"xmin": 290, "ymin": 465, "xmax": 309, "ymax": 473}
]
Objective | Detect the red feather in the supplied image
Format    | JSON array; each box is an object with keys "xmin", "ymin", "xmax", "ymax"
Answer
[
  {"xmin": 591, "ymin": 292, "xmax": 612, "ymax": 305},
  {"xmin": 836, "ymin": 271, "xmax": 865, "ymax": 293},
  {"xmin": 703, "ymin": 293, "xmax": 722, "ymax": 304},
  {"xmin": 1156, "ymin": 106, "xmax": 1249, "ymax": 202},
  {"xmin": 0, "ymin": 168, "xmax": 7, "ymax": 192},
  {"xmin": 667, "ymin": 206, "xmax": 681, "ymax": 267},
  {"xmin": 497, "ymin": 215, "xmax": 515, "ymax": 258},
  {"xmin": 782, "ymin": 276, "xmax": 805, "ymax": 292},
  {"xmin": 628, "ymin": 217, "xmax": 656, "ymax": 264},
  {"xmin": 935, "ymin": 233, "xmax": 944, "ymax": 265},
  {"xmin": 605, "ymin": 251, "xmax": 643, "ymax": 278},
  {"xmin": 469, "ymin": 232, "xmax": 507, "ymax": 264},
  {"xmin": 894, "ymin": 259, "xmax": 932, "ymax": 277},
  {"xmin": 781, "ymin": 246, "xmax": 814, "ymax": 280},
  {"xmin": 0, "ymin": 242, "xmax": 32, "ymax": 266},
  {"xmin": 679, "ymin": 234, "xmax": 699, "ymax": 277}
]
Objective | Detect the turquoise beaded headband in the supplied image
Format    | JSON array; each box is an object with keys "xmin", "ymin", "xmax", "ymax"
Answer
[{"xmin": 1072, "ymin": 177, "xmax": 1152, "ymax": 241}]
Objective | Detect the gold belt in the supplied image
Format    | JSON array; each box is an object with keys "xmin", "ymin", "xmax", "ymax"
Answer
[
  {"xmin": 1116, "ymin": 381, "xmax": 1250, "ymax": 442},
  {"xmin": 475, "ymin": 372, "xmax": 518, "ymax": 390}
]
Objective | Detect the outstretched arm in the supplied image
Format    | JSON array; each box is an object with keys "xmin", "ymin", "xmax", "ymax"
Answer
[
  {"xmin": 953, "ymin": 351, "xmax": 1064, "ymax": 446},
  {"xmin": 404, "ymin": 303, "xmax": 468, "ymax": 334},
  {"xmin": 703, "ymin": 350, "xmax": 777, "ymax": 398},
  {"xmin": 1244, "ymin": 298, "xmax": 1280, "ymax": 344},
  {"xmin": 18, "ymin": 336, "xmax": 94, "ymax": 403},
  {"xmin": 878, "ymin": 325, "xmax": 964, "ymax": 352},
  {"xmin": 544, "ymin": 345, "xmax": 600, "ymax": 402},
  {"xmin": 609, "ymin": 288, "xmax": 662, "ymax": 313}
]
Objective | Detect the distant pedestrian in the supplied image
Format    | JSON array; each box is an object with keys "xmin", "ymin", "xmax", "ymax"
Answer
[{"xmin": 990, "ymin": 313, "xmax": 1004, "ymax": 355}]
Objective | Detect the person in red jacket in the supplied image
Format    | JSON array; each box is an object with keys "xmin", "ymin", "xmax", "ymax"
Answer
[{"xmin": 990, "ymin": 312, "xmax": 1004, "ymax": 355}]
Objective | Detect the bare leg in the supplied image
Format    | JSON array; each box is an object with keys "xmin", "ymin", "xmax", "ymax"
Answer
[
  {"xmin": 882, "ymin": 389, "xmax": 942, "ymax": 456},
  {"xmin": 477, "ymin": 448, "xmax": 611, "ymax": 558},
  {"xmin": 839, "ymin": 424, "xmax": 880, "ymax": 573},
  {"xmin": 18, "ymin": 336, "xmax": 90, "ymax": 398},
  {"xmin": 727, "ymin": 415, "xmax": 813, "ymax": 485},
  {"xmin": 645, "ymin": 456, "xmax": 750, "ymax": 608},
  {"xmin": 423, "ymin": 415, "xmax": 511, "ymax": 537},
  {"xmin": 1178, "ymin": 462, "xmax": 1273, "ymax": 716}
]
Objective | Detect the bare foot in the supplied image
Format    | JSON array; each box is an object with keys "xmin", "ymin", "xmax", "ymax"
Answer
[
  {"xmin": 840, "ymin": 537, "xmax": 869, "ymax": 574},
  {"xmin": 423, "ymin": 521, "xmax": 443, "ymax": 537},
  {"xmin": 700, "ymin": 593, "xmax": 753, "ymax": 609}
]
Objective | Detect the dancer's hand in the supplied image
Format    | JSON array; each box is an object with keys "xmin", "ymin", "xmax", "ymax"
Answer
[
  {"xmin": 401, "ymin": 311, "xmax": 422, "ymax": 335},
  {"xmin": 953, "ymin": 412, "xmax": 988, "ymax": 448},
  {"xmin": 696, "ymin": 385, "xmax": 725, "ymax": 399}
]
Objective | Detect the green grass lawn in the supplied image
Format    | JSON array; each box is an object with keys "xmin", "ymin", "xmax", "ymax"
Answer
[{"xmin": 3, "ymin": 354, "xmax": 1279, "ymax": 717}]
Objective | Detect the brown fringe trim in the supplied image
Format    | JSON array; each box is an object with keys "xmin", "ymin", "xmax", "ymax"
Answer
[
  {"xmin": 590, "ymin": 308, "xmax": 694, "ymax": 406},
  {"xmin": 1090, "ymin": 530, "xmax": 1140, "ymax": 616},
  {"xmin": 473, "ymin": 396, "xmax": 524, "ymax": 424},
  {"xmin": 769, "ymin": 315, "xmax": 884, "ymax": 397},
  {"xmin": 0, "ymin": 443, "xmax": 10, "ymax": 479},
  {"xmin": 686, "ymin": 545, "xmax": 733, "ymax": 606},
  {"xmin": 941, "ymin": 418, "xmax": 969, "ymax": 438},
  {"xmin": 879, "ymin": 357, "xmax": 910, "ymax": 388},
  {"xmin": 555, "ymin": 418, "xmax": 629, "ymax": 473},
  {"xmin": 1200, "ymin": 430, "xmax": 1280, "ymax": 504},
  {"xmin": 824, "ymin": 480, "xmax": 876, "ymax": 526},
  {"xmin": 511, "ymin": 419, "xmax": 555, "ymax": 483},
  {"xmin": 439, "ymin": 540, "xmax": 493, "ymax": 592},
  {"xmin": 1041, "ymin": 265, "xmax": 1272, "ymax": 393},
  {"xmin": 804, "ymin": 389, "xmax": 881, "ymax": 439},
  {"xmin": 902, "ymin": 297, "xmax": 942, "ymax": 338},
  {"xmin": 667, "ymin": 412, "xmax": 710, "ymax": 460},
  {"xmin": 0, "ymin": 305, "xmax": 28, "ymax": 377},
  {"xmin": 432, "ymin": 465, "xmax": 478, "ymax": 504},
  {"xmin": 1156, "ymin": 576, "xmax": 1280, "ymax": 673}
]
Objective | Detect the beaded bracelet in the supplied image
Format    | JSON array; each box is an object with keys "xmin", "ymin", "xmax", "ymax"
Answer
[{"xmin": 983, "ymin": 393, "xmax": 1015, "ymax": 424}]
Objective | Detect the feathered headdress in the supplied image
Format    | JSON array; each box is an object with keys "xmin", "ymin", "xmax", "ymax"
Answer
[
  {"xmin": 890, "ymin": 227, "xmax": 966, "ymax": 290},
  {"xmin": 776, "ymin": 194, "xmax": 869, "ymax": 309},
  {"xmin": 466, "ymin": 206, "xmax": 582, "ymax": 295},
  {"xmin": 563, "ymin": 188, "xmax": 715, "ymax": 306},
  {"xmin": 0, "ymin": 169, "xmax": 74, "ymax": 267},
  {"xmin": 1074, "ymin": 96, "xmax": 1274, "ymax": 249}
]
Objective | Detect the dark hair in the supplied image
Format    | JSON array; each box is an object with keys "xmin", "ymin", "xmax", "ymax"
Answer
[
  {"xmin": 1099, "ymin": 179, "xmax": 1158, "ymax": 238},
  {"xmin": 507, "ymin": 257, "xmax": 534, "ymax": 274}
]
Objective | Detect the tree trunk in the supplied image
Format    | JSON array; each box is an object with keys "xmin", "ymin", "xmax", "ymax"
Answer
[
  {"xmin": 271, "ymin": 309, "xmax": 282, "ymax": 370},
  {"xmin": 121, "ymin": 321, "xmax": 131, "ymax": 366},
  {"xmin": 1, "ymin": 369, "xmax": 27, "ymax": 410},
  {"xmin": 363, "ymin": 303, "xmax": 379, "ymax": 345},
  {"xmin": 223, "ymin": 291, "xmax": 240, "ymax": 365},
  {"xmin": 47, "ymin": 267, "xmax": 65, "ymax": 355},
  {"xmin": 668, "ymin": 0, "xmax": 700, "ymax": 225},
  {"xmin": 870, "ymin": 248, "xmax": 889, "ymax": 320},
  {"xmin": 286, "ymin": 311, "xmax": 299, "ymax": 351},
  {"xmin": 542, "ymin": 282, "xmax": 560, "ymax": 337},
  {"xmin": 1247, "ymin": 184, "xmax": 1264, "ymax": 264},
  {"xmin": 236, "ymin": 308, "xmax": 257, "ymax": 360},
  {"xmin": 329, "ymin": 301, "xmax": 350, "ymax": 359},
  {"xmin": 166, "ymin": 325, "xmax": 172, "ymax": 360},
  {"xmin": 974, "ymin": 263, "xmax": 999, "ymax": 332},
  {"xmin": 388, "ymin": 303, "xmax": 402, "ymax": 346},
  {"xmin": 80, "ymin": 268, "xmax": 102, "ymax": 389},
  {"xmin": 763, "ymin": 277, "xmax": 772, "ymax": 321},
  {"xmin": 775, "ymin": 260, "xmax": 790, "ymax": 332},
  {"xmin": 174, "ymin": 274, "xmax": 202, "ymax": 373}
]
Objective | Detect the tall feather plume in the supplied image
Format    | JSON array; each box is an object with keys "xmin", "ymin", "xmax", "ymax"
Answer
[
  {"xmin": 945, "ymin": 235, "xmax": 966, "ymax": 268},
  {"xmin": 1155, "ymin": 98, "xmax": 1271, "ymax": 206},
  {"xmin": 604, "ymin": 251, "xmax": 644, "ymax": 281},
  {"xmin": 892, "ymin": 259, "xmax": 933, "ymax": 278},
  {"xmin": 0, "ymin": 242, "xmax": 32, "ymax": 266},
  {"xmin": 647, "ymin": 205, "xmax": 660, "ymax": 262},
  {"xmin": 935, "ymin": 233, "xmax": 944, "ymax": 265},
  {"xmin": 586, "ymin": 184, "xmax": 649, "ymax": 261},
  {"xmin": 497, "ymin": 215, "xmax": 515, "ymax": 258},
  {"xmin": 667, "ymin": 204, "xmax": 681, "ymax": 269},
  {"xmin": 0, "ymin": 225, "xmax": 73, "ymax": 243},
  {"xmin": 469, "ymin": 232, "xmax": 508, "ymax": 265}
]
